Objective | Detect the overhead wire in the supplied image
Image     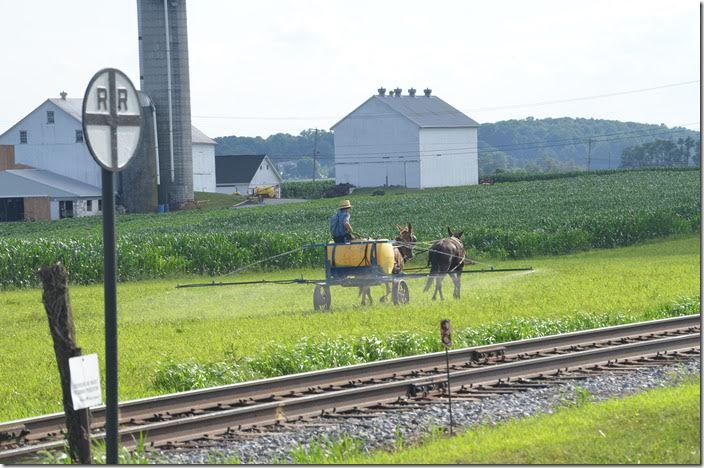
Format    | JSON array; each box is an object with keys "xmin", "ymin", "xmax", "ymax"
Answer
[
  {"xmin": 238, "ymin": 125, "xmax": 700, "ymax": 164},
  {"xmin": 193, "ymin": 80, "xmax": 699, "ymax": 121}
]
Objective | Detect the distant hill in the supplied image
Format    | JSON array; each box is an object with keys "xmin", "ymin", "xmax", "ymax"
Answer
[
  {"xmin": 477, "ymin": 117, "xmax": 698, "ymax": 174},
  {"xmin": 214, "ymin": 117, "xmax": 700, "ymax": 179}
]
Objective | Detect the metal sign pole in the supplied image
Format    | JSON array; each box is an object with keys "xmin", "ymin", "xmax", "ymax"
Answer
[
  {"xmin": 440, "ymin": 319, "xmax": 453, "ymax": 436},
  {"xmin": 445, "ymin": 347, "xmax": 453, "ymax": 436},
  {"xmin": 82, "ymin": 67, "xmax": 144, "ymax": 464},
  {"xmin": 102, "ymin": 169, "xmax": 118, "ymax": 464}
]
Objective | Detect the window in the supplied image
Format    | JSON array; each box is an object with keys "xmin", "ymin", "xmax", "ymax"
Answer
[
  {"xmin": 47, "ymin": 111, "xmax": 55, "ymax": 124},
  {"xmin": 59, "ymin": 201, "xmax": 74, "ymax": 219},
  {"xmin": 19, "ymin": 131, "xmax": 27, "ymax": 144},
  {"xmin": 75, "ymin": 130, "xmax": 84, "ymax": 143},
  {"xmin": 98, "ymin": 200, "xmax": 102, "ymax": 211},
  {"xmin": 86, "ymin": 200, "xmax": 93, "ymax": 211}
]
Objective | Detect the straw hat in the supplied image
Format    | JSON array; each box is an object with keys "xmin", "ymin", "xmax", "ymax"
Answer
[{"xmin": 339, "ymin": 199, "xmax": 352, "ymax": 209}]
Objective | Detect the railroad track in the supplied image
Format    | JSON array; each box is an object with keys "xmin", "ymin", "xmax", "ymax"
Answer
[{"xmin": 1, "ymin": 314, "xmax": 699, "ymax": 462}]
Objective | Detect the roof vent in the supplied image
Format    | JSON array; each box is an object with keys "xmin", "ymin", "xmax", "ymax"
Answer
[
  {"xmin": 393, "ymin": 87, "xmax": 402, "ymax": 97},
  {"xmin": 377, "ymin": 87, "xmax": 386, "ymax": 96},
  {"xmin": 60, "ymin": 91, "xmax": 67, "ymax": 100},
  {"xmin": 408, "ymin": 88, "xmax": 416, "ymax": 97},
  {"xmin": 423, "ymin": 88, "xmax": 432, "ymax": 97}
]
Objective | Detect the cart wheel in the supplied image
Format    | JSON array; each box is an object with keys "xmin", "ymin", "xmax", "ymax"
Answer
[
  {"xmin": 313, "ymin": 285, "xmax": 331, "ymax": 311},
  {"xmin": 392, "ymin": 279, "xmax": 409, "ymax": 305}
]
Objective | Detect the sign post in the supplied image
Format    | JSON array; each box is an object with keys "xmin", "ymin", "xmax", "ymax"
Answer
[
  {"xmin": 440, "ymin": 319, "xmax": 453, "ymax": 436},
  {"xmin": 82, "ymin": 68, "xmax": 143, "ymax": 464}
]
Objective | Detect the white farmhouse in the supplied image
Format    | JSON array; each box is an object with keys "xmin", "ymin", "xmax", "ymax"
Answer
[
  {"xmin": 0, "ymin": 93, "xmax": 217, "ymax": 192},
  {"xmin": 331, "ymin": 88, "xmax": 479, "ymax": 189},
  {"xmin": 215, "ymin": 154, "xmax": 283, "ymax": 197}
]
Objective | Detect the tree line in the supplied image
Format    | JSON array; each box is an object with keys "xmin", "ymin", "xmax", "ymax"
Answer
[{"xmin": 214, "ymin": 117, "xmax": 700, "ymax": 179}]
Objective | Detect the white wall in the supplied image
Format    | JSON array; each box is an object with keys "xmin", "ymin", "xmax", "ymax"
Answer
[
  {"xmin": 50, "ymin": 200, "xmax": 59, "ymax": 220},
  {"xmin": 192, "ymin": 143, "xmax": 215, "ymax": 192},
  {"xmin": 418, "ymin": 127, "xmax": 478, "ymax": 188},
  {"xmin": 249, "ymin": 158, "xmax": 282, "ymax": 196},
  {"xmin": 216, "ymin": 184, "xmax": 248, "ymax": 195},
  {"xmin": 74, "ymin": 198, "xmax": 102, "ymax": 217},
  {"xmin": 0, "ymin": 101, "xmax": 102, "ymax": 187},
  {"xmin": 334, "ymin": 98, "xmax": 420, "ymax": 188}
]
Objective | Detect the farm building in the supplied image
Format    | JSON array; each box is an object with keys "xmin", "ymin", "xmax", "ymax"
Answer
[
  {"xmin": 215, "ymin": 154, "xmax": 283, "ymax": 197},
  {"xmin": 331, "ymin": 88, "xmax": 479, "ymax": 189},
  {"xmin": 0, "ymin": 93, "xmax": 217, "ymax": 193},
  {"xmin": 0, "ymin": 168, "xmax": 101, "ymax": 222}
]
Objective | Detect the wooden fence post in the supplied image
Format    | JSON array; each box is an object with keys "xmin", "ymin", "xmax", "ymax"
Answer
[{"xmin": 38, "ymin": 263, "xmax": 92, "ymax": 464}]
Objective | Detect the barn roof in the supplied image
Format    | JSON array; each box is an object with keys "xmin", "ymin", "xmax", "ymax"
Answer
[
  {"xmin": 215, "ymin": 154, "xmax": 282, "ymax": 185},
  {"xmin": 0, "ymin": 169, "xmax": 101, "ymax": 199},
  {"xmin": 0, "ymin": 97, "xmax": 217, "ymax": 145},
  {"xmin": 331, "ymin": 94, "xmax": 479, "ymax": 130}
]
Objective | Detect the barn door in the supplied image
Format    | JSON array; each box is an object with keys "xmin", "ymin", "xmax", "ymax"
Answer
[{"xmin": 0, "ymin": 198, "xmax": 24, "ymax": 222}]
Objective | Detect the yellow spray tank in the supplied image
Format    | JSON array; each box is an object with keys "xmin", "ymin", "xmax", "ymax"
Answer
[
  {"xmin": 326, "ymin": 239, "xmax": 395, "ymax": 275},
  {"xmin": 254, "ymin": 185, "xmax": 276, "ymax": 198}
]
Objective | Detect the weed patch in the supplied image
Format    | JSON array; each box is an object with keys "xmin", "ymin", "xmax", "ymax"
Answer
[{"xmin": 150, "ymin": 297, "xmax": 699, "ymax": 392}]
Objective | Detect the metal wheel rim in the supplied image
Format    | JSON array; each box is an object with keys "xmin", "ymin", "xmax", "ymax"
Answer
[
  {"xmin": 314, "ymin": 285, "xmax": 331, "ymax": 310},
  {"xmin": 393, "ymin": 280, "xmax": 409, "ymax": 305}
]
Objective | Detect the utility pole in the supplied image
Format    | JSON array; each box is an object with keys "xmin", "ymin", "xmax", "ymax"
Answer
[
  {"xmin": 587, "ymin": 138, "xmax": 593, "ymax": 171},
  {"xmin": 312, "ymin": 128, "xmax": 318, "ymax": 181},
  {"xmin": 608, "ymin": 151, "xmax": 612, "ymax": 170}
]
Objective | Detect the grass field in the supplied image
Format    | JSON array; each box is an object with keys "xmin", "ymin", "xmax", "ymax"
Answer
[
  {"xmin": 335, "ymin": 378, "xmax": 701, "ymax": 464},
  {"xmin": 0, "ymin": 170, "xmax": 699, "ymax": 287},
  {"xmin": 0, "ymin": 235, "xmax": 698, "ymax": 421}
]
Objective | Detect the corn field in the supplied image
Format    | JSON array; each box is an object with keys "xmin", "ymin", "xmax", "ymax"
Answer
[{"xmin": 0, "ymin": 170, "xmax": 699, "ymax": 288}]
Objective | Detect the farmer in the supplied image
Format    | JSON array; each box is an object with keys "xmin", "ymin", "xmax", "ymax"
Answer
[{"xmin": 330, "ymin": 199, "xmax": 353, "ymax": 243}]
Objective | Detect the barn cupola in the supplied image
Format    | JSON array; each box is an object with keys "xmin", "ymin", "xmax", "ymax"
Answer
[
  {"xmin": 60, "ymin": 91, "xmax": 67, "ymax": 100},
  {"xmin": 377, "ymin": 87, "xmax": 386, "ymax": 96},
  {"xmin": 408, "ymin": 88, "xmax": 416, "ymax": 97},
  {"xmin": 393, "ymin": 87, "xmax": 402, "ymax": 97},
  {"xmin": 423, "ymin": 88, "xmax": 432, "ymax": 97}
]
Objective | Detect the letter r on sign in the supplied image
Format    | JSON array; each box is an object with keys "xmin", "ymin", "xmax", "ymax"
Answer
[
  {"xmin": 96, "ymin": 87, "xmax": 108, "ymax": 111},
  {"xmin": 117, "ymin": 88, "xmax": 128, "ymax": 111}
]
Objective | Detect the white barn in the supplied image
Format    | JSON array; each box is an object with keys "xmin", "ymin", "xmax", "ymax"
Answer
[
  {"xmin": 0, "ymin": 94, "xmax": 217, "ymax": 192},
  {"xmin": 331, "ymin": 88, "xmax": 479, "ymax": 189}
]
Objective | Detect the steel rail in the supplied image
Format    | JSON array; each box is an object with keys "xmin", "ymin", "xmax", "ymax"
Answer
[
  {"xmin": 0, "ymin": 314, "xmax": 699, "ymax": 449},
  {"xmin": 1, "ymin": 332, "xmax": 697, "ymax": 461}
]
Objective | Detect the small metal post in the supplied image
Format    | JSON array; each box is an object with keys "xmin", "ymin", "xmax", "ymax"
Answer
[
  {"xmin": 102, "ymin": 169, "xmax": 119, "ymax": 464},
  {"xmin": 440, "ymin": 319, "xmax": 453, "ymax": 436},
  {"xmin": 445, "ymin": 347, "xmax": 453, "ymax": 435}
]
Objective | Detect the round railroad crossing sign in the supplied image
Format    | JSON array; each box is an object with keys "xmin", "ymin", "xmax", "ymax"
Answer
[{"xmin": 82, "ymin": 68, "xmax": 143, "ymax": 172}]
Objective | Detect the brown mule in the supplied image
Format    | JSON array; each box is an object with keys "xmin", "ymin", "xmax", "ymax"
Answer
[
  {"xmin": 359, "ymin": 224, "xmax": 416, "ymax": 305},
  {"xmin": 423, "ymin": 227, "xmax": 465, "ymax": 300}
]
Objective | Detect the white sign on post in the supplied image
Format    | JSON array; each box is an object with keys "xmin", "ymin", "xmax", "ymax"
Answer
[
  {"xmin": 82, "ymin": 68, "xmax": 143, "ymax": 172},
  {"xmin": 69, "ymin": 353, "xmax": 103, "ymax": 410}
]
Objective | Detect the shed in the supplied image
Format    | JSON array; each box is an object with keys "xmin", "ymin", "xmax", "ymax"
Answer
[
  {"xmin": 215, "ymin": 154, "xmax": 283, "ymax": 197},
  {"xmin": 331, "ymin": 88, "xmax": 479, "ymax": 189},
  {"xmin": 0, "ymin": 168, "xmax": 101, "ymax": 221}
]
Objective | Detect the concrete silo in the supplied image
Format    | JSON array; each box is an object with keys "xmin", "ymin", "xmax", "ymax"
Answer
[
  {"xmin": 136, "ymin": 0, "xmax": 194, "ymax": 209},
  {"xmin": 119, "ymin": 93, "xmax": 159, "ymax": 213}
]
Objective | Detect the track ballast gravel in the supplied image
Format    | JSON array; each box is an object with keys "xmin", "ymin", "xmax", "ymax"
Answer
[{"xmin": 152, "ymin": 358, "xmax": 700, "ymax": 464}]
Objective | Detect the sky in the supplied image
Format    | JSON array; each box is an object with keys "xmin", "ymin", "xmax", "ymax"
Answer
[{"xmin": 0, "ymin": 0, "xmax": 700, "ymax": 138}]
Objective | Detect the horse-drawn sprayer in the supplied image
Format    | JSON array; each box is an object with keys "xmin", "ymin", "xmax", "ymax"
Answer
[{"xmin": 175, "ymin": 227, "xmax": 534, "ymax": 310}]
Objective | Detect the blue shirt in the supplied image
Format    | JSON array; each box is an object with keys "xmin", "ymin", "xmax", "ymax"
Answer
[{"xmin": 330, "ymin": 210, "xmax": 350, "ymax": 237}]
